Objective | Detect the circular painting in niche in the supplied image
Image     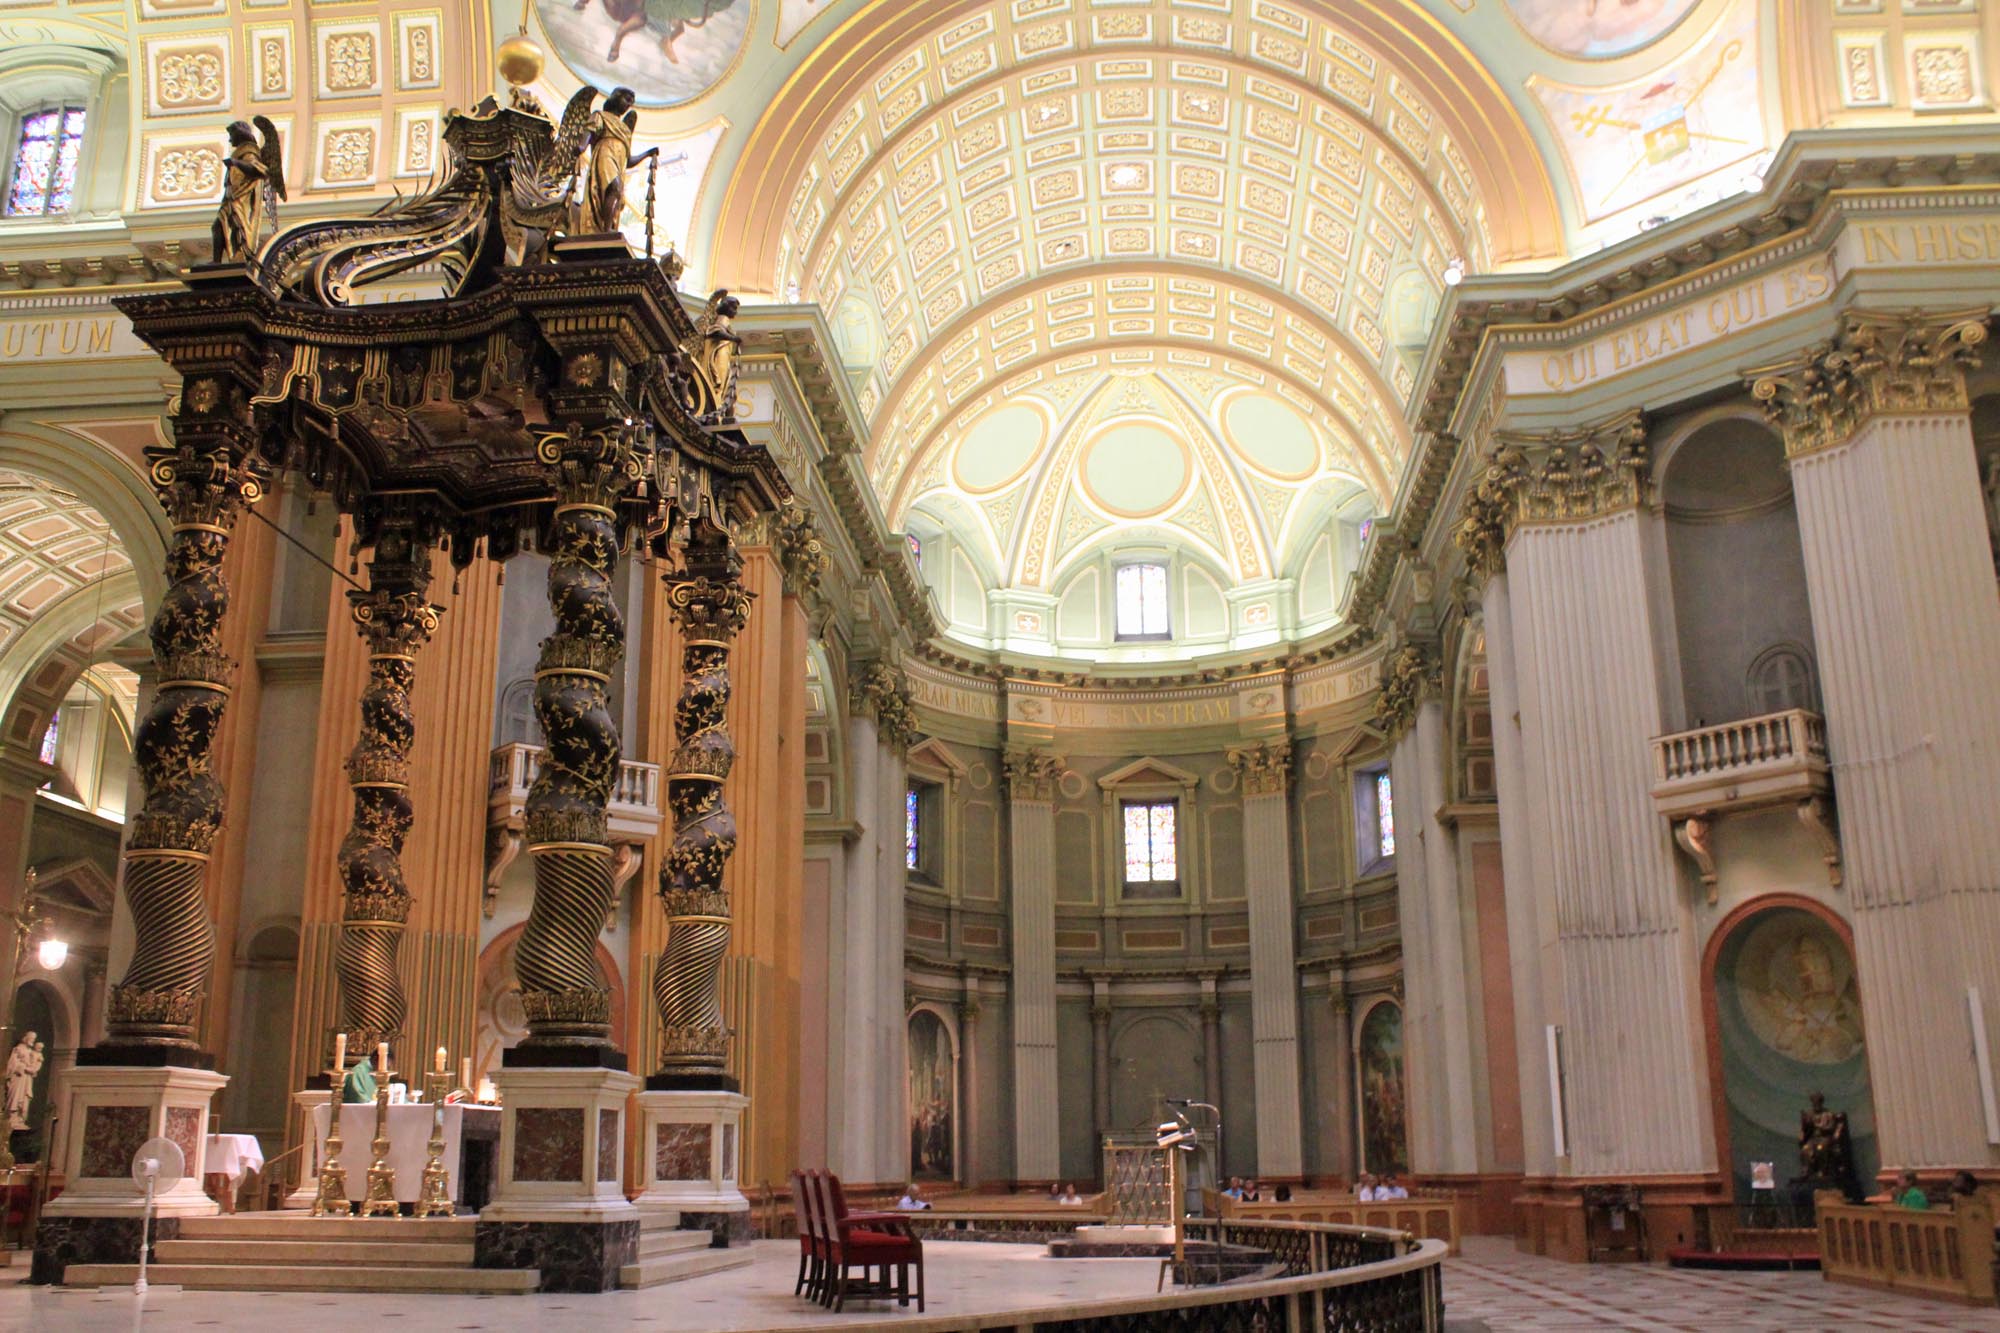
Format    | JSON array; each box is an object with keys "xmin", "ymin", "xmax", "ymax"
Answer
[
  {"xmin": 1733, "ymin": 910, "xmax": 1862, "ymax": 1065},
  {"xmin": 536, "ymin": 0, "xmax": 752, "ymax": 108},
  {"xmin": 1504, "ymin": 0, "xmax": 1703, "ymax": 59}
]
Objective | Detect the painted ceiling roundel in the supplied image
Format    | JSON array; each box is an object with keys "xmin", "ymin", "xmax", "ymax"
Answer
[
  {"xmin": 536, "ymin": 0, "xmax": 752, "ymax": 107},
  {"xmin": 1504, "ymin": 0, "xmax": 1703, "ymax": 60}
]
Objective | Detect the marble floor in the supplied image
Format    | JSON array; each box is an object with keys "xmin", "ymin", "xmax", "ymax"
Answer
[
  {"xmin": 3, "ymin": 1234, "xmax": 1999, "ymax": 1331},
  {"xmin": 1443, "ymin": 1235, "xmax": 2000, "ymax": 1331}
]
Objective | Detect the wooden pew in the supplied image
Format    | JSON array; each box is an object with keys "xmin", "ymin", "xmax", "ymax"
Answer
[{"xmin": 1816, "ymin": 1190, "xmax": 1998, "ymax": 1306}]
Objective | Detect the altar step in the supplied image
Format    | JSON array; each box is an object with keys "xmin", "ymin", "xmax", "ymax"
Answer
[
  {"xmin": 619, "ymin": 1218, "xmax": 753, "ymax": 1290},
  {"xmin": 65, "ymin": 1214, "xmax": 537, "ymax": 1294}
]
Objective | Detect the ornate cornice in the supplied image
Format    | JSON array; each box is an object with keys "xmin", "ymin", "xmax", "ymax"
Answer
[
  {"xmin": 1226, "ymin": 741, "xmax": 1292, "ymax": 797},
  {"xmin": 1373, "ymin": 642, "xmax": 1440, "ymax": 744},
  {"xmin": 1747, "ymin": 308, "xmax": 1989, "ymax": 458},
  {"xmin": 1002, "ymin": 746, "xmax": 1063, "ymax": 803}
]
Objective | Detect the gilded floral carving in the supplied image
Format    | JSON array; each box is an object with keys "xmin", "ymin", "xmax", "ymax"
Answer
[
  {"xmin": 156, "ymin": 147, "xmax": 223, "ymax": 200},
  {"xmin": 407, "ymin": 28, "xmax": 434, "ymax": 84},
  {"xmin": 323, "ymin": 128, "xmax": 375, "ymax": 184},
  {"xmin": 327, "ymin": 33, "xmax": 376, "ymax": 92},
  {"xmin": 158, "ymin": 50, "xmax": 225, "ymax": 107},
  {"xmin": 1912, "ymin": 45, "xmax": 1973, "ymax": 104},
  {"xmin": 1748, "ymin": 309, "xmax": 1989, "ymax": 458}
]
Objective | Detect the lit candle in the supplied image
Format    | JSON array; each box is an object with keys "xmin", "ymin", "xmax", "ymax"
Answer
[
  {"xmin": 334, "ymin": 1033, "xmax": 347, "ymax": 1072},
  {"xmin": 460, "ymin": 1057, "xmax": 473, "ymax": 1090},
  {"xmin": 376, "ymin": 1042, "xmax": 389, "ymax": 1075},
  {"xmin": 435, "ymin": 1046, "xmax": 447, "ymax": 1074}
]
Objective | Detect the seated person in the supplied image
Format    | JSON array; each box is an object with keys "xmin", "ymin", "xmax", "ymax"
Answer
[
  {"xmin": 1241, "ymin": 1179, "xmax": 1262, "ymax": 1203},
  {"xmin": 1379, "ymin": 1174, "xmax": 1410, "ymax": 1200},
  {"xmin": 1894, "ymin": 1170, "xmax": 1929, "ymax": 1210},
  {"xmin": 895, "ymin": 1182, "xmax": 932, "ymax": 1211},
  {"xmin": 1057, "ymin": 1183, "xmax": 1084, "ymax": 1206},
  {"xmin": 1947, "ymin": 1170, "xmax": 1980, "ymax": 1206},
  {"xmin": 1274, "ymin": 1184, "xmax": 1292, "ymax": 1203},
  {"xmin": 1222, "ymin": 1176, "xmax": 1246, "ymax": 1201},
  {"xmin": 1355, "ymin": 1173, "xmax": 1378, "ymax": 1202}
]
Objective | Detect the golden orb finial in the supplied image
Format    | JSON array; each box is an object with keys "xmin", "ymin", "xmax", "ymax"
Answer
[{"xmin": 496, "ymin": 34, "xmax": 545, "ymax": 87}]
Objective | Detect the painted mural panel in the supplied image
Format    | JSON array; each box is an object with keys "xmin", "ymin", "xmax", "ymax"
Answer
[
  {"xmin": 1506, "ymin": 0, "xmax": 1705, "ymax": 59},
  {"xmin": 537, "ymin": 0, "xmax": 751, "ymax": 108},
  {"xmin": 1713, "ymin": 907, "xmax": 1877, "ymax": 1202},
  {"xmin": 1528, "ymin": 0, "xmax": 1765, "ymax": 225},
  {"xmin": 1358, "ymin": 1000, "xmax": 1409, "ymax": 1177},
  {"xmin": 908, "ymin": 1008, "xmax": 955, "ymax": 1180}
]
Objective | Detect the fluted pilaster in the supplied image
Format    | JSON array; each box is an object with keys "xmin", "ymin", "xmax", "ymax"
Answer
[
  {"xmin": 1005, "ymin": 745, "xmax": 1062, "ymax": 1182},
  {"xmin": 1227, "ymin": 740, "xmax": 1304, "ymax": 1177},
  {"xmin": 1761, "ymin": 316, "xmax": 2000, "ymax": 1165}
]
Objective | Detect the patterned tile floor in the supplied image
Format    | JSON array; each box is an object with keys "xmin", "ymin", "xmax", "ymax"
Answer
[{"xmin": 1443, "ymin": 1235, "xmax": 2000, "ymax": 1331}]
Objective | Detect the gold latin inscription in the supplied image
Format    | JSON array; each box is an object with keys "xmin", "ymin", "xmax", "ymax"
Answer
[{"xmin": 0, "ymin": 315, "xmax": 124, "ymax": 360}]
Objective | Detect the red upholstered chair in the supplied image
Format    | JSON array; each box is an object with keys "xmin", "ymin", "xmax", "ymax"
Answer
[
  {"xmin": 816, "ymin": 1170, "xmax": 926, "ymax": 1312},
  {"xmin": 788, "ymin": 1170, "xmax": 822, "ymax": 1300}
]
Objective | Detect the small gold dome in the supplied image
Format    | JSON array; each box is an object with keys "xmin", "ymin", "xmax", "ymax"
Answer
[{"xmin": 495, "ymin": 34, "xmax": 545, "ymax": 87}]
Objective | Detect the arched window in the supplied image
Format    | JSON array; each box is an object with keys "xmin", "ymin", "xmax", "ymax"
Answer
[
  {"xmin": 1747, "ymin": 644, "xmax": 1818, "ymax": 715},
  {"xmin": 6, "ymin": 105, "xmax": 85, "ymax": 217},
  {"xmin": 497, "ymin": 678, "xmax": 538, "ymax": 745},
  {"xmin": 1114, "ymin": 562, "xmax": 1170, "ymax": 640}
]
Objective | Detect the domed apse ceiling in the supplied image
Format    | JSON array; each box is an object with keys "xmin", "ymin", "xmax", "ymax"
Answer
[{"xmin": 762, "ymin": 0, "xmax": 1503, "ymax": 656}]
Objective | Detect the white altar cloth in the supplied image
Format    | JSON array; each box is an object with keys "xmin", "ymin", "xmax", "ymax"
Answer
[
  {"xmin": 205, "ymin": 1133, "xmax": 265, "ymax": 1185},
  {"xmin": 311, "ymin": 1102, "xmax": 469, "ymax": 1204}
]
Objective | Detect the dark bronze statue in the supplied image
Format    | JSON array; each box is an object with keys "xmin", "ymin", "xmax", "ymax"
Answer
[
  {"xmin": 1799, "ymin": 1090, "xmax": 1856, "ymax": 1190},
  {"xmin": 212, "ymin": 117, "xmax": 283, "ymax": 264}
]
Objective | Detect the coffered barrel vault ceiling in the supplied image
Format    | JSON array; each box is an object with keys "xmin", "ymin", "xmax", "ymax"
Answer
[{"xmin": 699, "ymin": 0, "xmax": 1562, "ymax": 655}]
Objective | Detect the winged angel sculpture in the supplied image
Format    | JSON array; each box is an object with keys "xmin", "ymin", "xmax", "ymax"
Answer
[
  {"xmin": 248, "ymin": 87, "xmax": 626, "ymax": 308},
  {"xmin": 212, "ymin": 117, "xmax": 284, "ymax": 265}
]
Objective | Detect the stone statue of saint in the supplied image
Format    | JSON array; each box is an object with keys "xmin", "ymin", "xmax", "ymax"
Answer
[
  {"xmin": 691, "ymin": 288, "xmax": 742, "ymax": 417},
  {"xmin": 4, "ymin": 1032, "xmax": 44, "ymax": 1132},
  {"xmin": 1798, "ymin": 1090, "xmax": 1854, "ymax": 1185},
  {"xmin": 212, "ymin": 117, "xmax": 284, "ymax": 264},
  {"xmin": 579, "ymin": 88, "xmax": 658, "ymax": 236}
]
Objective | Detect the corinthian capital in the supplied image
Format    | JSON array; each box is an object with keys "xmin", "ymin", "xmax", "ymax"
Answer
[
  {"xmin": 851, "ymin": 659, "xmax": 917, "ymax": 750},
  {"xmin": 1373, "ymin": 642, "xmax": 1440, "ymax": 744},
  {"xmin": 1002, "ymin": 746, "xmax": 1063, "ymax": 802},
  {"xmin": 1748, "ymin": 308, "xmax": 1988, "ymax": 458},
  {"xmin": 1226, "ymin": 740, "xmax": 1292, "ymax": 797}
]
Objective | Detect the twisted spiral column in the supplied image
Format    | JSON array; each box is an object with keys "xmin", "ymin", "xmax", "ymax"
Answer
[
  {"xmin": 107, "ymin": 376, "xmax": 264, "ymax": 1053},
  {"xmin": 654, "ymin": 555, "xmax": 753, "ymax": 1086},
  {"xmin": 331, "ymin": 520, "xmax": 439, "ymax": 1065},
  {"xmin": 517, "ymin": 426, "xmax": 638, "ymax": 1050}
]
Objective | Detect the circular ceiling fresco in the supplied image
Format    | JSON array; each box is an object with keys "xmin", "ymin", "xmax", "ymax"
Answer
[
  {"xmin": 1504, "ymin": 0, "xmax": 1703, "ymax": 59},
  {"xmin": 536, "ymin": 0, "xmax": 752, "ymax": 107}
]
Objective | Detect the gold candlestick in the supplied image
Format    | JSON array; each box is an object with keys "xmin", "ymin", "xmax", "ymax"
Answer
[
  {"xmin": 311, "ymin": 1057, "xmax": 354, "ymax": 1218},
  {"xmin": 411, "ymin": 1099, "xmax": 454, "ymax": 1219},
  {"xmin": 360, "ymin": 1083, "xmax": 400, "ymax": 1217}
]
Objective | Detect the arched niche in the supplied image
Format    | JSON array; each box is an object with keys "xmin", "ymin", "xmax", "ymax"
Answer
[
  {"xmin": 1658, "ymin": 408, "xmax": 1817, "ymax": 728},
  {"xmin": 1354, "ymin": 997, "xmax": 1408, "ymax": 1178},
  {"xmin": 1700, "ymin": 896, "xmax": 1878, "ymax": 1204},
  {"xmin": 905, "ymin": 1002, "xmax": 958, "ymax": 1182},
  {"xmin": 222, "ymin": 920, "xmax": 301, "ymax": 1140}
]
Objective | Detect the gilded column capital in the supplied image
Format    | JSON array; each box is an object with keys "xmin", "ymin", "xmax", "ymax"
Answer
[
  {"xmin": 1748, "ymin": 308, "xmax": 1989, "ymax": 458},
  {"xmin": 1002, "ymin": 746, "xmax": 1063, "ymax": 802},
  {"xmin": 1373, "ymin": 642, "xmax": 1441, "ymax": 745},
  {"xmin": 1454, "ymin": 410, "xmax": 1650, "ymax": 578},
  {"xmin": 771, "ymin": 501, "xmax": 830, "ymax": 600},
  {"xmin": 1226, "ymin": 740, "xmax": 1292, "ymax": 797},
  {"xmin": 850, "ymin": 659, "xmax": 916, "ymax": 751}
]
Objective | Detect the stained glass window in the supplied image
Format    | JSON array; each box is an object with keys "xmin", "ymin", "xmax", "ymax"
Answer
[
  {"xmin": 1122, "ymin": 800, "xmax": 1177, "ymax": 883},
  {"xmin": 1114, "ymin": 563, "xmax": 1169, "ymax": 639},
  {"xmin": 38, "ymin": 711, "xmax": 58, "ymax": 766},
  {"xmin": 907, "ymin": 533, "xmax": 923, "ymax": 566},
  {"xmin": 7, "ymin": 108, "xmax": 86, "ymax": 218},
  {"xmin": 905, "ymin": 785, "xmax": 921, "ymax": 871},
  {"xmin": 1358, "ymin": 517, "xmax": 1375, "ymax": 548},
  {"xmin": 1375, "ymin": 770, "xmax": 1396, "ymax": 859}
]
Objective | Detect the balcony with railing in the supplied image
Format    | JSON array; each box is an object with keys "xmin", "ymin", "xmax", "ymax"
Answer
[
  {"xmin": 483, "ymin": 742, "xmax": 662, "ymax": 916},
  {"xmin": 1650, "ymin": 709, "xmax": 1839, "ymax": 900}
]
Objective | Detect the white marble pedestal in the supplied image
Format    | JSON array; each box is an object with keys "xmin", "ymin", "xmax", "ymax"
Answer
[
  {"xmin": 635, "ymin": 1089, "xmax": 749, "ymax": 1243},
  {"xmin": 33, "ymin": 1064, "xmax": 227, "ymax": 1284},
  {"xmin": 474, "ymin": 1066, "xmax": 640, "ymax": 1292}
]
